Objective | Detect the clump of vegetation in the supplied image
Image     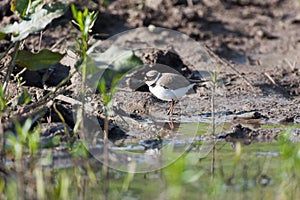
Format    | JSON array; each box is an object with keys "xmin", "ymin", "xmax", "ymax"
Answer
[
  {"xmin": 0, "ymin": 0, "xmax": 66, "ymax": 95},
  {"xmin": 0, "ymin": 1, "xmax": 99, "ymax": 199},
  {"xmin": 70, "ymin": 4, "xmax": 98, "ymax": 138}
]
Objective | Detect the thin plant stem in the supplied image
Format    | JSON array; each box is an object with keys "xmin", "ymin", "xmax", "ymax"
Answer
[
  {"xmin": 211, "ymin": 145, "xmax": 215, "ymax": 180},
  {"xmin": 0, "ymin": 118, "xmax": 4, "ymax": 161},
  {"xmin": 102, "ymin": 107, "xmax": 109, "ymax": 200},
  {"xmin": 16, "ymin": 159, "xmax": 25, "ymax": 200},
  {"xmin": 80, "ymin": 56, "xmax": 87, "ymax": 143},
  {"xmin": 212, "ymin": 78, "xmax": 215, "ymax": 136},
  {"xmin": 104, "ymin": 112, "xmax": 108, "ymax": 141},
  {"xmin": 3, "ymin": 41, "xmax": 20, "ymax": 96},
  {"xmin": 0, "ymin": 42, "xmax": 14, "ymax": 61},
  {"xmin": 210, "ymin": 71, "xmax": 218, "ymax": 179},
  {"xmin": 53, "ymin": 103, "xmax": 72, "ymax": 143}
]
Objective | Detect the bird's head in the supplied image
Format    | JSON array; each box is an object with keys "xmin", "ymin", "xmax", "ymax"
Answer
[{"xmin": 144, "ymin": 70, "xmax": 161, "ymax": 86}]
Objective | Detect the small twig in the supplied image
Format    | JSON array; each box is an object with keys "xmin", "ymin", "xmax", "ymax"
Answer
[
  {"xmin": 14, "ymin": 68, "xmax": 27, "ymax": 80},
  {"xmin": 28, "ymin": 84, "xmax": 75, "ymax": 113},
  {"xmin": 264, "ymin": 72, "xmax": 278, "ymax": 87},
  {"xmin": 55, "ymin": 94, "xmax": 94, "ymax": 113},
  {"xmin": 6, "ymin": 93, "xmax": 19, "ymax": 106},
  {"xmin": 50, "ymin": 37, "xmax": 66, "ymax": 51},
  {"xmin": 55, "ymin": 95, "xmax": 82, "ymax": 105},
  {"xmin": 53, "ymin": 103, "xmax": 72, "ymax": 143},
  {"xmin": 38, "ymin": 31, "xmax": 43, "ymax": 52},
  {"xmin": 20, "ymin": 72, "xmax": 76, "ymax": 114},
  {"xmin": 187, "ymin": 0, "xmax": 194, "ymax": 7},
  {"xmin": 263, "ymin": 72, "xmax": 290, "ymax": 98},
  {"xmin": 204, "ymin": 45, "xmax": 256, "ymax": 91},
  {"xmin": 3, "ymin": 41, "xmax": 20, "ymax": 96},
  {"xmin": 284, "ymin": 59, "xmax": 296, "ymax": 70},
  {"xmin": 0, "ymin": 42, "xmax": 14, "ymax": 61}
]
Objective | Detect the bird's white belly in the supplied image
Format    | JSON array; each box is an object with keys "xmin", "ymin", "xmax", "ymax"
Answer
[{"xmin": 149, "ymin": 84, "xmax": 194, "ymax": 101}]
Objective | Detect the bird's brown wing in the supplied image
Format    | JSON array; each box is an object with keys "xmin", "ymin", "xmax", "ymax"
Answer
[{"xmin": 157, "ymin": 72, "xmax": 191, "ymax": 90}]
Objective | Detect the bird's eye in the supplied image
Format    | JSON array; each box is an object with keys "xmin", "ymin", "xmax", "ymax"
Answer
[{"xmin": 146, "ymin": 76, "xmax": 153, "ymax": 81}]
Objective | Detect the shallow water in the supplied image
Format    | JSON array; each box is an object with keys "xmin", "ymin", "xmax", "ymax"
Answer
[
  {"xmin": 3, "ymin": 120, "xmax": 300, "ymax": 199},
  {"xmin": 78, "ymin": 139, "xmax": 300, "ymax": 199},
  {"xmin": 86, "ymin": 122, "xmax": 300, "ymax": 199}
]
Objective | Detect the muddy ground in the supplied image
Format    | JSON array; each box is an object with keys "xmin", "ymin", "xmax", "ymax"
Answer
[{"xmin": 0, "ymin": 0, "xmax": 300, "ymax": 149}]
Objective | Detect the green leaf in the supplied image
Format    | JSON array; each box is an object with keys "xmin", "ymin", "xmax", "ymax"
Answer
[
  {"xmin": 0, "ymin": 3, "xmax": 67, "ymax": 42},
  {"xmin": 88, "ymin": 45, "xmax": 143, "ymax": 74},
  {"xmin": 28, "ymin": 129, "xmax": 40, "ymax": 155},
  {"xmin": 0, "ymin": 32, "xmax": 7, "ymax": 40},
  {"xmin": 99, "ymin": 78, "xmax": 106, "ymax": 97},
  {"xmin": 71, "ymin": 4, "xmax": 78, "ymax": 19},
  {"xmin": 88, "ymin": 45, "xmax": 143, "ymax": 100},
  {"xmin": 17, "ymin": 89, "xmax": 31, "ymax": 105},
  {"xmin": 16, "ymin": 49, "xmax": 65, "ymax": 71},
  {"xmin": 71, "ymin": 4, "xmax": 98, "ymax": 40},
  {"xmin": 0, "ymin": 84, "xmax": 7, "ymax": 111},
  {"xmin": 112, "ymin": 52, "xmax": 143, "ymax": 73},
  {"xmin": 41, "ymin": 136, "xmax": 60, "ymax": 148},
  {"xmin": 10, "ymin": 0, "xmax": 30, "ymax": 18},
  {"xmin": 71, "ymin": 141, "xmax": 89, "ymax": 158}
]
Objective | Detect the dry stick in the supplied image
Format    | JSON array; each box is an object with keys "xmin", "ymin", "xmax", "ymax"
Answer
[
  {"xmin": 3, "ymin": 41, "xmax": 20, "ymax": 95},
  {"xmin": 204, "ymin": 45, "xmax": 256, "ymax": 91},
  {"xmin": 53, "ymin": 103, "xmax": 72, "ymax": 143},
  {"xmin": 0, "ymin": 42, "xmax": 14, "ymax": 62},
  {"xmin": 50, "ymin": 37, "xmax": 66, "ymax": 51},
  {"xmin": 263, "ymin": 72, "xmax": 290, "ymax": 98},
  {"xmin": 14, "ymin": 68, "xmax": 27, "ymax": 82},
  {"xmin": 187, "ymin": 0, "xmax": 194, "ymax": 7},
  {"xmin": 38, "ymin": 31, "xmax": 43, "ymax": 52},
  {"xmin": 264, "ymin": 72, "xmax": 278, "ymax": 87},
  {"xmin": 20, "ymin": 72, "xmax": 76, "ymax": 115},
  {"xmin": 285, "ymin": 59, "xmax": 296, "ymax": 70}
]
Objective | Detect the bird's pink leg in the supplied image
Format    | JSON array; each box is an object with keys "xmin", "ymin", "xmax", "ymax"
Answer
[{"xmin": 167, "ymin": 100, "xmax": 175, "ymax": 115}]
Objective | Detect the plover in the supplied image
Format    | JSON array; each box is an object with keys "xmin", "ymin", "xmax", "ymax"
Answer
[{"xmin": 145, "ymin": 70, "xmax": 196, "ymax": 115}]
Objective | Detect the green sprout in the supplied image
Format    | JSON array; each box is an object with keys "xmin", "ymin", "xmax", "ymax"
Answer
[
  {"xmin": 71, "ymin": 4, "xmax": 98, "ymax": 58},
  {"xmin": 0, "ymin": 84, "xmax": 7, "ymax": 112},
  {"xmin": 7, "ymin": 119, "xmax": 41, "ymax": 159}
]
